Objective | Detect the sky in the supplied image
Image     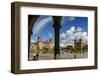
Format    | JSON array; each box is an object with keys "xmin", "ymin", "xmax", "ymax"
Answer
[
  {"xmin": 31, "ymin": 16, "xmax": 54, "ymax": 42},
  {"xmin": 30, "ymin": 15, "xmax": 88, "ymax": 47}
]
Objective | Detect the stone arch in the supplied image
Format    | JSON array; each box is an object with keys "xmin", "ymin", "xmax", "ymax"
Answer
[{"xmin": 28, "ymin": 15, "xmax": 62, "ymax": 60}]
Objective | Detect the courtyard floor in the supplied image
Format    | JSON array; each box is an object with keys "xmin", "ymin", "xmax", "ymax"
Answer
[{"xmin": 29, "ymin": 51, "xmax": 88, "ymax": 61}]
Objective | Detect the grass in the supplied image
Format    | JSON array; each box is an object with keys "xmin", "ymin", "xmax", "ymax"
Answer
[{"xmin": 31, "ymin": 50, "xmax": 50, "ymax": 54}]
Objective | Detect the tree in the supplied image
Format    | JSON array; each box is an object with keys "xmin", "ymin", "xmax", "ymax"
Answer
[{"xmin": 66, "ymin": 45, "xmax": 74, "ymax": 53}]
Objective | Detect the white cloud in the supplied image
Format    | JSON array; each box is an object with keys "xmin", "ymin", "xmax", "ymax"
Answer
[
  {"xmin": 70, "ymin": 26, "xmax": 75, "ymax": 32},
  {"xmin": 66, "ymin": 26, "xmax": 75, "ymax": 35},
  {"xmin": 68, "ymin": 17, "xmax": 75, "ymax": 21},
  {"xmin": 61, "ymin": 17, "xmax": 76, "ymax": 24},
  {"xmin": 31, "ymin": 38, "xmax": 35, "ymax": 42},
  {"xmin": 60, "ymin": 33, "xmax": 66, "ymax": 40},
  {"xmin": 48, "ymin": 32, "xmax": 53, "ymax": 38},
  {"xmin": 60, "ymin": 43, "xmax": 65, "ymax": 47},
  {"xmin": 32, "ymin": 17, "xmax": 52, "ymax": 35},
  {"xmin": 60, "ymin": 26, "xmax": 88, "ymax": 47},
  {"xmin": 76, "ymin": 27, "xmax": 83, "ymax": 32}
]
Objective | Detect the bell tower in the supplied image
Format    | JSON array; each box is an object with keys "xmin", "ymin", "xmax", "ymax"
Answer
[{"xmin": 37, "ymin": 37, "xmax": 43, "ymax": 50}]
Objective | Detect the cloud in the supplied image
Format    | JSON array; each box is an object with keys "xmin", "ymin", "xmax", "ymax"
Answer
[
  {"xmin": 31, "ymin": 38, "xmax": 35, "ymax": 42},
  {"xmin": 60, "ymin": 33, "xmax": 66, "ymax": 40},
  {"xmin": 32, "ymin": 16, "xmax": 52, "ymax": 35},
  {"xmin": 76, "ymin": 27, "xmax": 83, "ymax": 32},
  {"xmin": 66, "ymin": 26, "xmax": 75, "ymax": 35},
  {"xmin": 60, "ymin": 26, "xmax": 88, "ymax": 47},
  {"xmin": 61, "ymin": 17, "xmax": 76, "ymax": 25},
  {"xmin": 68, "ymin": 17, "xmax": 75, "ymax": 21},
  {"xmin": 48, "ymin": 32, "xmax": 53, "ymax": 38}
]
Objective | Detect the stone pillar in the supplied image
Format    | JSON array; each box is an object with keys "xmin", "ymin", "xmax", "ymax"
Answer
[
  {"xmin": 53, "ymin": 16, "xmax": 62, "ymax": 59},
  {"xmin": 28, "ymin": 15, "xmax": 39, "ymax": 60}
]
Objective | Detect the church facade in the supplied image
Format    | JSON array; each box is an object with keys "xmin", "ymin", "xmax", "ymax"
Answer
[
  {"xmin": 74, "ymin": 39, "xmax": 88, "ymax": 53},
  {"xmin": 30, "ymin": 37, "xmax": 53, "ymax": 52}
]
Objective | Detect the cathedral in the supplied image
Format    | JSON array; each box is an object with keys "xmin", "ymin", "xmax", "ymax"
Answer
[
  {"xmin": 74, "ymin": 39, "xmax": 88, "ymax": 53},
  {"xmin": 30, "ymin": 37, "xmax": 53, "ymax": 52}
]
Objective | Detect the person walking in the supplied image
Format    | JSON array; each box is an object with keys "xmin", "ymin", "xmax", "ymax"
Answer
[
  {"xmin": 36, "ymin": 52, "xmax": 39, "ymax": 60},
  {"xmin": 32, "ymin": 53, "xmax": 36, "ymax": 60}
]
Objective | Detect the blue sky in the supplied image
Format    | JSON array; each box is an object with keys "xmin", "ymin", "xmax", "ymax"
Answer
[
  {"xmin": 60, "ymin": 16, "xmax": 88, "ymax": 33},
  {"xmin": 30, "ymin": 15, "xmax": 88, "ymax": 46},
  {"xmin": 31, "ymin": 16, "xmax": 54, "ymax": 42}
]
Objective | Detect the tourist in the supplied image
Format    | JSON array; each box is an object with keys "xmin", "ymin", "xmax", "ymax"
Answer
[
  {"xmin": 36, "ymin": 53, "xmax": 39, "ymax": 60},
  {"xmin": 32, "ymin": 53, "xmax": 36, "ymax": 60}
]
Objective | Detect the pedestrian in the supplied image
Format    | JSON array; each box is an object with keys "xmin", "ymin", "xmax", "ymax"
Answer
[
  {"xmin": 32, "ymin": 53, "xmax": 36, "ymax": 60},
  {"xmin": 74, "ymin": 54, "xmax": 76, "ymax": 59},
  {"xmin": 36, "ymin": 53, "xmax": 39, "ymax": 60}
]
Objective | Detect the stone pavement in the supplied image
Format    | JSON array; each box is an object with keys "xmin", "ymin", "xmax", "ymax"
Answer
[{"xmin": 29, "ymin": 51, "xmax": 88, "ymax": 61}]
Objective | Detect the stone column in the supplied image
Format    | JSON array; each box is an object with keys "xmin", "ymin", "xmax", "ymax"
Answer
[
  {"xmin": 28, "ymin": 15, "xmax": 39, "ymax": 60},
  {"xmin": 53, "ymin": 16, "xmax": 62, "ymax": 59}
]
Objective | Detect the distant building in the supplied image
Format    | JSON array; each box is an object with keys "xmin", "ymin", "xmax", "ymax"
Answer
[
  {"xmin": 74, "ymin": 39, "xmax": 88, "ymax": 53},
  {"xmin": 30, "ymin": 37, "xmax": 53, "ymax": 52},
  {"xmin": 65, "ymin": 39, "xmax": 88, "ymax": 53}
]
